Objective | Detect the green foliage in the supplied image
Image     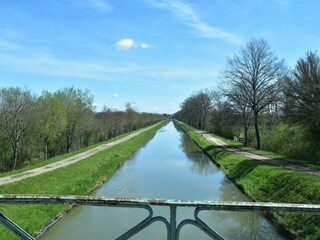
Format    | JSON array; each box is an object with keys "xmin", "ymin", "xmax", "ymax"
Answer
[
  {"xmin": 246, "ymin": 123, "xmax": 320, "ymax": 163},
  {"xmin": 208, "ymin": 102, "xmax": 237, "ymax": 139},
  {"xmin": 35, "ymin": 91, "xmax": 67, "ymax": 160},
  {"xmin": 0, "ymin": 87, "xmax": 35, "ymax": 170},
  {"xmin": 260, "ymin": 123, "xmax": 305, "ymax": 156},
  {"xmin": 0, "ymin": 121, "xmax": 166, "ymax": 239},
  {"xmin": 176, "ymin": 120, "xmax": 320, "ymax": 239},
  {"xmin": 54, "ymin": 87, "xmax": 95, "ymax": 153},
  {"xmin": 0, "ymin": 86, "xmax": 166, "ymax": 173}
]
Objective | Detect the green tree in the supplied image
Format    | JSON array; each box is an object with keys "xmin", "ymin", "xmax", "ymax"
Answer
[
  {"xmin": 208, "ymin": 101, "xmax": 237, "ymax": 139},
  {"xmin": 0, "ymin": 87, "xmax": 34, "ymax": 170},
  {"xmin": 54, "ymin": 87, "xmax": 94, "ymax": 153},
  {"xmin": 35, "ymin": 91, "xmax": 67, "ymax": 160}
]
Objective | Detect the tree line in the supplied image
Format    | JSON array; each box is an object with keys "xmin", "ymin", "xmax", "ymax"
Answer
[
  {"xmin": 175, "ymin": 38, "xmax": 320, "ymax": 162},
  {"xmin": 0, "ymin": 87, "xmax": 166, "ymax": 172}
]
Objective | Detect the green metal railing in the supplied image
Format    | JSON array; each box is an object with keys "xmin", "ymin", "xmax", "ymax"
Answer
[{"xmin": 1, "ymin": 194, "xmax": 320, "ymax": 239}]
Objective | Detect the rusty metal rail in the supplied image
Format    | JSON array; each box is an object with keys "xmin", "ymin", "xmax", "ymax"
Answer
[{"xmin": 0, "ymin": 194, "xmax": 320, "ymax": 239}]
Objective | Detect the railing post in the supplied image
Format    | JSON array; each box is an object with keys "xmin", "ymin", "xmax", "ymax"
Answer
[{"xmin": 170, "ymin": 206, "xmax": 177, "ymax": 240}]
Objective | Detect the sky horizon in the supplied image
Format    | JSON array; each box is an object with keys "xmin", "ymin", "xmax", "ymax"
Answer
[{"xmin": 0, "ymin": 0, "xmax": 319, "ymax": 114}]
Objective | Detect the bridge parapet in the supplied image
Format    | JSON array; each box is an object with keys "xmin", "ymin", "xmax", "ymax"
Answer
[{"xmin": 1, "ymin": 195, "xmax": 320, "ymax": 240}]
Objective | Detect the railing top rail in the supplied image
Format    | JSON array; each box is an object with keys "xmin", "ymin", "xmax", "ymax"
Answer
[{"xmin": 1, "ymin": 194, "xmax": 319, "ymax": 214}]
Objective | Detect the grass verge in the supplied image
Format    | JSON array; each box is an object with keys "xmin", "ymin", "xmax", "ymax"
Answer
[
  {"xmin": 0, "ymin": 121, "xmax": 167, "ymax": 239},
  {"xmin": 210, "ymin": 132, "xmax": 320, "ymax": 170},
  {"xmin": 175, "ymin": 120, "xmax": 320, "ymax": 240},
  {"xmin": 0, "ymin": 126, "xmax": 153, "ymax": 179}
]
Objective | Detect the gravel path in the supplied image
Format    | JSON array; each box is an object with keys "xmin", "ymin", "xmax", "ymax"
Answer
[
  {"xmin": 0, "ymin": 124, "xmax": 159, "ymax": 186},
  {"xmin": 201, "ymin": 133, "xmax": 320, "ymax": 176}
]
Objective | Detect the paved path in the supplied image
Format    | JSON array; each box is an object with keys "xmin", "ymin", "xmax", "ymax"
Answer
[
  {"xmin": 200, "ymin": 132, "xmax": 320, "ymax": 176},
  {"xmin": 0, "ymin": 123, "xmax": 160, "ymax": 186}
]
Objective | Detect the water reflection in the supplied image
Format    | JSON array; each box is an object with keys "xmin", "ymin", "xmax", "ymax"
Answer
[
  {"xmin": 176, "ymin": 124, "xmax": 217, "ymax": 176},
  {"xmin": 43, "ymin": 121, "xmax": 284, "ymax": 240},
  {"xmin": 197, "ymin": 179, "xmax": 284, "ymax": 240},
  {"xmin": 188, "ymin": 153, "xmax": 218, "ymax": 176}
]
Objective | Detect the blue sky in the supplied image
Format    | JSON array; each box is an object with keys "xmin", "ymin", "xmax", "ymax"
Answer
[{"xmin": 0, "ymin": 0, "xmax": 319, "ymax": 113}]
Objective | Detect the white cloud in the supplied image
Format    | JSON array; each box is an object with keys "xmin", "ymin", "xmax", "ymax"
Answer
[
  {"xmin": 0, "ymin": 34, "xmax": 217, "ymax": 86},
  {"xmin": 112, "ymin": 93, "xmax": 119, "ymax": 98},
  {"xmin": 140, "ymin": 43, "xmax": 150, "ymax": 48},
  {"xmin": 0, "ymin": 50, "xmax": 218, "ymax": 85},
  {"xmin": 115, "ymin": 39, "xmax": 151, "ymax": 50},
  {"xmin": 146, "ymin": 0, "xmax": 241, "ymax": 44},
  {"xmin": 116, "ymin": 39, "xmax": 135, "ymax": 50}
]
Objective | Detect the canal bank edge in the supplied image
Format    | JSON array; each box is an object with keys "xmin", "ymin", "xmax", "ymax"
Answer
[
  {"xmin": 0, "ymin": 120, "xmax": 168, "ymax": 239},
  {"xmin": 36, "ymin": 120, "xmax": 169, "ymax": 239},
  {"xmin": 174, "ymin": 120, "xmax": 320, "ymax": 240}
]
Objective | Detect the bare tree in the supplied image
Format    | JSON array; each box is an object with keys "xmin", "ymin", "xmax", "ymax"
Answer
[
  {"xmin": 177, "ymin": 94, "xmax": 201, "ymax": 128},
  {"xmin": 285, "ymin": 51, "xmax": 320, "ymax": 124},
  {"xmin": 196, "ymin": 89, "xmax": 219, "ymax": 130},
  {"xmin": 125, "ymin": 102, "xmax": 137, "ymax": 132},
  {"xmin": 175, "ymin": 89, "xmax": 218, "ymax": 130},
  {"xmin": 226, "ymin": 86, "xmax": 252, "ymax": 145},
  {"xmin": 284, "ymin": 51, "xmax": 320, "ymax": 153},
  {"xmin": 221, "ymin": 38, "xmax": 285, "ymax": 149},
  {"xmin": 0, "ymin": 87, "xmax": 34, "ymax": 170}
]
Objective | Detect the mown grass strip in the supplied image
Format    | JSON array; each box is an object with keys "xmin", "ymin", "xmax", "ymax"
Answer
[
  {"xmin": 0, "ymin": 120, "xmax": 167, "ymax": 239},
  {"xmin": 175, "ymin": 120, "xmax": 320, "ymax": 240}
]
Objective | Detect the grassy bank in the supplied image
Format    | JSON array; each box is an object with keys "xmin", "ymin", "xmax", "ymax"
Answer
[
  {"xmin": 175, "ymin": 120, "xmax": 320, "ymax": 240},
  {"xmin": 0, "ymin": 129, "xmax": 140, "ymax": 179},
  {"xmin": 0, "ymin": 121, "xmax": 167, "ymax": 239},
  {"xmin": 210, "ymin": 132, "xmax": 320, "ymax": 170}
]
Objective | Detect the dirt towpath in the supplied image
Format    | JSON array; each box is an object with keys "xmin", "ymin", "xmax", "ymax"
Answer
[
  {"xmin": 0, "ymin": 123, "xmax": 160, "ymax": 186},
  {"xmin": 200, "ymin": 132, "xmax": 320, "ymax": 176}
]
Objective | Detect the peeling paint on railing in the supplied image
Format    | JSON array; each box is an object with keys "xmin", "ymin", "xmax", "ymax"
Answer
[{"xmin": 1, "ymin": 194, "xmax": 319, "ymax": 240}]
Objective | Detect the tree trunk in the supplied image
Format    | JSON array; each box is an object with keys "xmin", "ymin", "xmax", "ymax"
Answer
[
  {"xmin": 11, "ymin": 134, "xmax": 20, "ymax": 171},
  {"xmin": 66, "ymin": 132, "xmax": 72, "ymax": 153},
  {"xmin": 254, "ymin": 112, "xmax": 261, "ymax": 149},
  {"xmin": 77, "ymin": 134, "xmax": 81, "ymax": 150},
  {"xmin": 11, "ymin": 141, "xmax": 19, "ymax": 171},
  {"xmin": 44, "ymin": 138, "xmax": 48, "ymax": 161},
  {"xmin": 244, "ymin": 125, "xmax": 248, "ymax": 146},
  {"xmin": 12, "ymin": 147, "xmax": 18, "ymax": 171}
]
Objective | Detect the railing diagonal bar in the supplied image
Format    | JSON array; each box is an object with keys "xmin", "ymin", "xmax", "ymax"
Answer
[{"xmin": 0, "ymin": 212, "xmax": 35, "ymax": 240}]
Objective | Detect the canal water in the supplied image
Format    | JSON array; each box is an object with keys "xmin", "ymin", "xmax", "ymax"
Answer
[{"xmin": 43, "ymin": 121, "xmax": 284, "ymax": 240}]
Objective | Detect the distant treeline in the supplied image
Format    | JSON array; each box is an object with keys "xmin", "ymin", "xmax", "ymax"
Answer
[
  {"xmin": 0, "ymin": 86, "xmax": 166, "ymax": 172},
  {"xmin": 175, "ymin": 38, "xmax": 320, "ymax": 162}
]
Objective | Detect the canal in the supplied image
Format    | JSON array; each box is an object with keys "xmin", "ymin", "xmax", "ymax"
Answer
[{"xmin": 43, "ymin": 121, "xmax": 284, "ymax": 239}]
